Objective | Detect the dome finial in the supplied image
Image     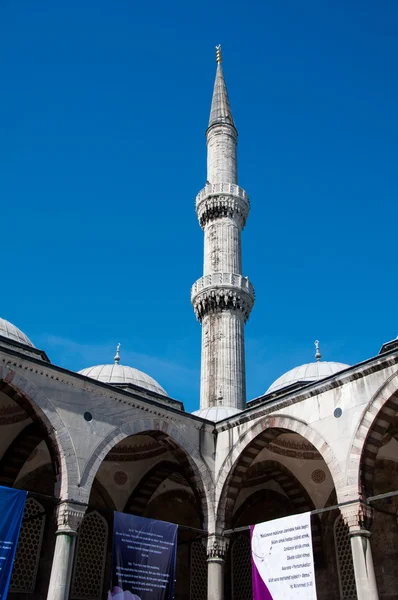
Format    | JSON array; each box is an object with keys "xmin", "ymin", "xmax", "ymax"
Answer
[
  {"xmin": 314, "ymin": 340, "xmax": 321, "ymax": 362},
  {"xmin": 216, "ymin": 44, "xmax": 222, "ymax": 64},
  {"xmin": 114, "ymin": 343, "xmax": 121, "ymax": 364}
]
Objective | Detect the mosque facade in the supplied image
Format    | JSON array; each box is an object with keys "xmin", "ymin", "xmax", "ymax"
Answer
[{"xmin": 1, "ymin": 50, "xmax": 397, "ymax": 600}]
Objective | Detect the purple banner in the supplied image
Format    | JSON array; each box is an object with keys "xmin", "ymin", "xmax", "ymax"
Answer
[
  {"xmin": 109, "ymin": 512, "xmax": 177, "ymax": 600},
  {"xmin": 251, "ymin": 512, "xmax": 317, "ymax": 600}
]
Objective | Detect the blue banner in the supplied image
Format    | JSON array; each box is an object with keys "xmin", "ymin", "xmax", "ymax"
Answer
[
  {"xmin": 0, "ymin": 486, "xmax": 27, "ymax": 600},
  {"xmin": 108, "ymin": 512, "xmax": 177, "ymax": 600}
]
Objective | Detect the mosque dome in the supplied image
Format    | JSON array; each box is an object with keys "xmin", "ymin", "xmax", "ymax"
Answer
[
  {"xmin": 79, "ymin": 344, "xmax": 167, "ymax": 396},
  {"xmin": 0, "ymin": 317, "xmax": 34, "ymax": 347},
  {"xmin": 192, "ymin": 406, "xmax": 242, "ymax": 421},
  {"xmin": 266, "ymin": 341, "xmax": 350, "ymax": 394}
]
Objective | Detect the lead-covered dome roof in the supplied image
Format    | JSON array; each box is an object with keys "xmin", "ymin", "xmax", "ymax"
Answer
[
  {"xmin": 266, "ymin": 341, "xmax": 350, "ymax": 394},
  {"xmin": 0, "ymin": 317, "xmax": 34, "ymax": 347},
  {"xmin": 78, "ymin": 344, "xmax": 167, "ymax": 396}
]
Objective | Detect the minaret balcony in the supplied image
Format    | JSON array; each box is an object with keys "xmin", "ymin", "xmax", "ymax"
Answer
[
  {"xmin": 195, "ymin": 183, "xmax": 250, "ymax": 229},
  {"xmin": 191, "ymin": 272, "xmax": 254, "ymax": 322}
]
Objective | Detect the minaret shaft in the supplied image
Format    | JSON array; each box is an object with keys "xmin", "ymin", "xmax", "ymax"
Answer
[
  {"xmin": 191, "ymin": 51, "xmax": 254, "ymax": 411},
  {"xmin": 203, "ymin": 218, "xmax": 242, "ymax": 275},
  {"xmin": 207, "ymin": 128, "xmax": 238, "ymax": 184}
]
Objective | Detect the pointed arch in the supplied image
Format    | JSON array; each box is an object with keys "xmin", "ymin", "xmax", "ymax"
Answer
[
  {"xmin": 347, "ymin": 371, "xmax": 398, "ymax": 496},
  {"xmin": 215, "ymin": 414, "xmax": 342, "ymax": 532},
  {"xmin": 232, "ymin": 460, "xmax": 323, "ymax": 560},
  {"xmin": 0, "ymin": 366, "xmax": 79, "ymax": 499},
  {"xmin": 80, "ymin": 417, "xmax": 213, "ymax": 530}
]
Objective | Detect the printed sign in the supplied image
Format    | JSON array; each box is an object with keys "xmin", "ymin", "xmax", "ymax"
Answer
[
  {"xmin": 0, "ymin": 485, "xmax": 27, "ymax": 600},
  {"xmin": 251, "ymin": 512, "xmax": 317, "ymax": 600},
  {"xmin": 109, "ymin": 512, "xmax": 178, "ymax": 600}
]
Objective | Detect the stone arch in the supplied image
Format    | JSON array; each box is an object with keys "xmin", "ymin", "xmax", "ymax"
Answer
[
  {"xmin": 216, "ymin": 414, "xmax": 342, "ymax": 532},
  {"xmin": 232, "ymin": 460, "xmax": 323, "ymax": 560},
  {"xmin": 0, "ymin": 365, "xmax": 79, "ymax": 499},
  {"xmin": 80, "ymin": 417, "xmax": 213, "ymax": 530},
  {"xmin": 124, "ymin": 460, "xmax": 191, "ymax": 515},
  {"xmin": 347, "ymin": 371, "xmax": 398, "ymax": 496}
]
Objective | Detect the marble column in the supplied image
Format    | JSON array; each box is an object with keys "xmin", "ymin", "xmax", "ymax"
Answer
[
  {"xmin": 46, "ymin": 500, "xmax": 87, "ymax": 600},
  {"xmin": 341, "ymin": 502, "xmax": 379, "ymax": 600},
  {"xmin": 206, "ymin": 534, "xmax": 229, "ymax": 600}
]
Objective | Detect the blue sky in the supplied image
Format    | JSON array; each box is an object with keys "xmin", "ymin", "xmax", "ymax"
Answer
[{"xmin": 1, "ymin": 1, "xmax": 397, "ymax": 411}]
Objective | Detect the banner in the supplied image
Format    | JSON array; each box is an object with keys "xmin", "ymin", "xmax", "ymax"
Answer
[
  {"xmin": 0, "ymin": 485, "xmax": 27, "ymax": 600},
  {"xmin": 251, "ymin": 512, "xmax": 317, "ymax": 600},
  {"xmin": 109, "ymin": 512, "xmax": 178, "ymax": 600}
]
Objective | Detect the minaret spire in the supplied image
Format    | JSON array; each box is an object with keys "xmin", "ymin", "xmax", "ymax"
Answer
[
  {"xmin": 191, "ymin": 50, "xmax": 254, "ymax": 410},
  {"xmin": 208, "ymin": 46, "xmax": 235, "ymax": 131}
]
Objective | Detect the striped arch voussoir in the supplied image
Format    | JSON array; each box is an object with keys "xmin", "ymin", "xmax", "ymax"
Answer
[
  {"xmin": 348, "ymin": 374, "xmax": 398, "ymax": 496},
  {"xmin": 0, "ymin": 367, "xmax": 78, "ymax": 499}
]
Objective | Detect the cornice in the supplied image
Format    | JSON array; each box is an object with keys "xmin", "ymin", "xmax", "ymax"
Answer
[
  {"xmin": 0, "ymin": 348, "xmax": 214, "ymax": 433},
  {"xmin": 215, "ymin": 350, "xmax": 398, "ymax": 431}
]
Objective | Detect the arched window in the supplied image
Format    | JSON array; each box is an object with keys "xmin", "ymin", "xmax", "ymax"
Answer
[
  {"xmin": 70, "ymin": 511, "xmax": 108, "ymax": 600},
  {"xmin": 231, "ymin": 535, "xmax": 252, "ymax": 600},
  {"xmin": 10, "ymin": 497, "xmax": 46, "ymax": 593},
  {"xmin": 334, "ymin": 515, "xmax": 357, "ymax": 599}
]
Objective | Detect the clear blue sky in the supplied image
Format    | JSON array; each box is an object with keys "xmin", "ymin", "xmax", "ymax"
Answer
[{"xmin": 1, "ymin": 1, "xmax": 397, "ymax": 411}]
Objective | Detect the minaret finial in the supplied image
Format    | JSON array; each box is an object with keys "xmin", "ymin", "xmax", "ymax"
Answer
[
  {"xmin": 114, "ymin": 343, "xmax": 121, "ymax": 364},
  {"xmin": 216, "ymin": 44, "xmax": 222, "ymax": 64},
  {"xmin": 314, "ymin": 340, "xmax": 321, "ymax": 362}
]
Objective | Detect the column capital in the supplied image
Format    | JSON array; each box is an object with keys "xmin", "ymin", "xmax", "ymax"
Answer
[
  {"xmin": 206, "ymin": 534, "xmax": 230, "ymax": 560},
  {"xmin": 340, "ymin": 501, "xmax": 373, "ymax": 533},
  {"xmin": 56, "ymin": 500, "xmax": 87, "ymax": 535}
]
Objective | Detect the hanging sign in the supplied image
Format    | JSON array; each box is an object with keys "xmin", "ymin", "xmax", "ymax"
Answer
[
  {"xmin": 0, "ymin": 485, "xmax": 27, "ymax": 600},
  {"xmin": 108, "ymin": 512, "xmax": 178, "ymax": 600},
  {"xmin": 251, "ymin": 511, "xmax": 317, "ymax": 600}
]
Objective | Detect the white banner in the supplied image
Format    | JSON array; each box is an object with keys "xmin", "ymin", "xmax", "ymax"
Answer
[{"xmin": 251, "ymin": 511, "xmax": 317, "ymax": 600}]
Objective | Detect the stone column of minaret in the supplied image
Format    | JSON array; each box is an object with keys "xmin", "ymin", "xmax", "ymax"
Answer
[{"xmin": 191, "ymin": 46, "xmax": 254, "ymax": 410}]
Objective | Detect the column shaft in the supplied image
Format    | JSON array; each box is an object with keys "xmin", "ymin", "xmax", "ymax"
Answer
[
  {"xmin": 349, "ymin": 531, "xmax": 379, "ymax": 600},
  {"xmin": 203, "ymin": 218, "xmax": 242, "ymax": 275},
  {"xmin": 46, "ymin": 501, "xmax": 87, "ymax": 600},
  {"xmin": 47, "ymin": 530, "xmax": 77, "ymax": 600},
  {"xmin": 341, "ymin": 502, "xmax": 379, "ymax": 600},
  {"xmin": 207, "ymin": 558, "xmax": 225, "ymax": 600}
]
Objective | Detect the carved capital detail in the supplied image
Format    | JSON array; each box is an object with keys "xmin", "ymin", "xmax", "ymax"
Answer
[
  {"xmin": 340, "ymin": 501, "xmax": 373, "ymax": 532},
  {"xmin": 196, "ymin": 184, "xmax": 250, "ymax": 229},
  {"xmin": 56, "ymin": 501, "xmax": 87, "ymax": 534},
  {"xmin": 191, "ymin": 273, "xmax": 254, "ymax": 322},
  {"xmin": 206, "ymin": 534, "xmax": 229, "ymax": 560}
]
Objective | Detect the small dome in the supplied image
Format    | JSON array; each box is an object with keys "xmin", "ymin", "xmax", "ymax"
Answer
[
  {"xmin": 79, "ymin": 363, "xmax": 167, "ymax": 396},
  {"xmin": 266, "ymin": 361, "xmax": 350, "ymax": 394},
  {"xmin": 0, "ymin": 317, "xmax": 34, "ymax": 347},
  {"xmin": 192, "ymin": 406, "xmax": 242, "ymax": 422}
]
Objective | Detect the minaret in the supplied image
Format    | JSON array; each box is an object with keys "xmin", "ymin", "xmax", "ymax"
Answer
[{"xmin": 191, "ymin": 46, "xmax": 254, "ymax": 410}]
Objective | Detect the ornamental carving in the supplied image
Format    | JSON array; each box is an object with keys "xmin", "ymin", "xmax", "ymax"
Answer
[
  {"xmin": 206, "ymin": 534, "xmax": 230, "ymax": 560},
  {"xmin": 56, "ymin": 501, "xmax": 87, "ymax": 533},
  {"xmin": 105, "ymin": 441, "xmax": 167, "ymax": 462},
  {"xmin": 114, "ymin": 471, "xmax": 128, "ymax": 486},
  {"xmin": 311, "ymin": 469, "xmax": 326, "ymax": 484},
  {"xmin": 192, "ymin": 275, "xmax": 254, "ymax": 323},
  {"xmin": 0, "ymin": 404, "xmax": 28, "ymax": 425},
  {"xmin": 340, "ymin": 501, "xmax": 373, "ymax": 532},
  {"xmin": 196, "ymin": 195, "xmax": 249, "ymax": 229},
  {"xmin": 193, "ymin": 288, "xmax": 254, "ymax": 322},
  {"xmin": 268, "ymin": 440, "xmax": 322, "ymax": 460}
]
